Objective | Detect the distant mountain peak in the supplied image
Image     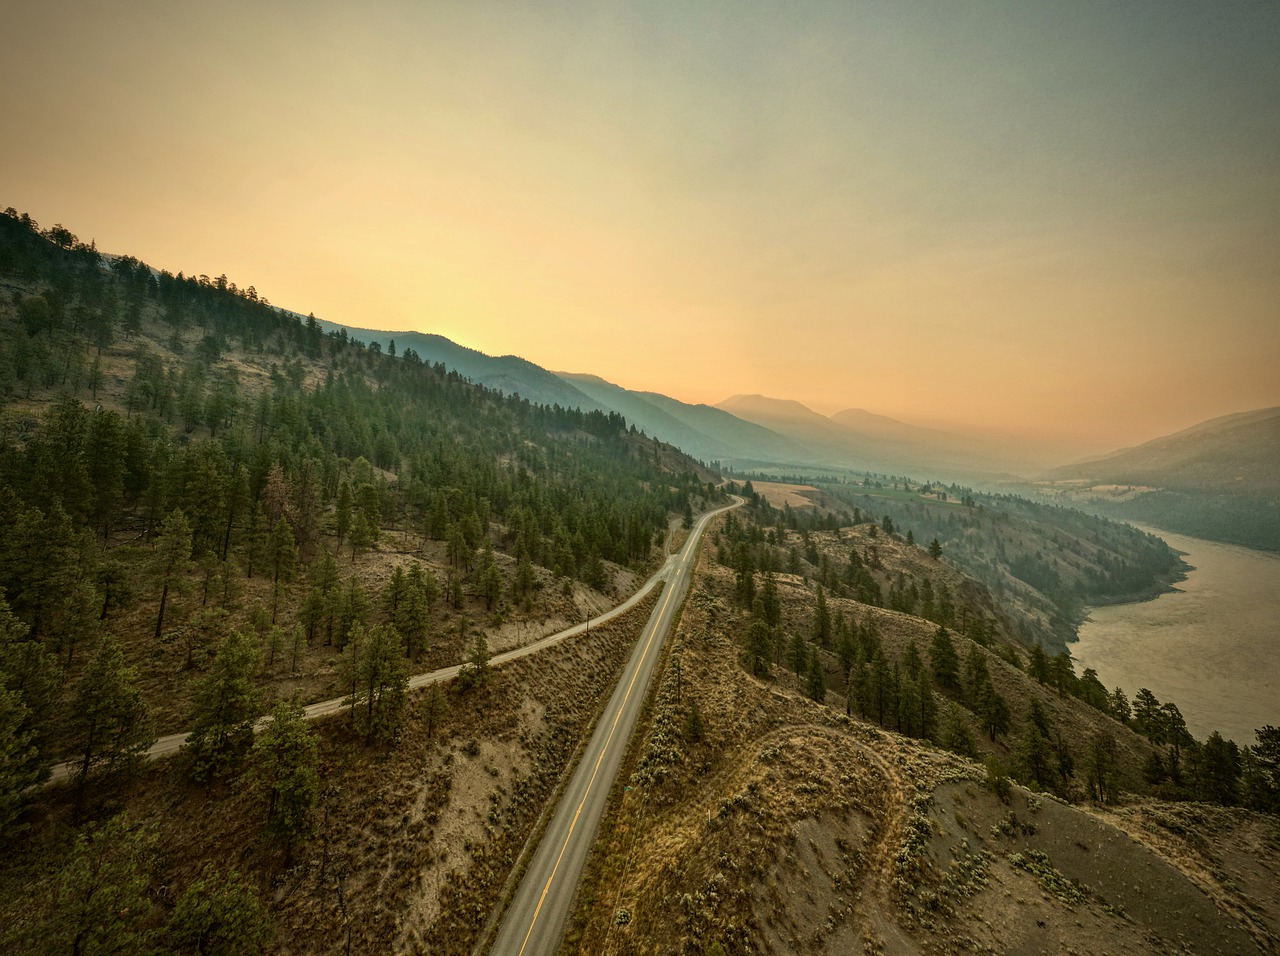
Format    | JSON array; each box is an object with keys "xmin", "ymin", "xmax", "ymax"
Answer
[
  {"xmin": 831, "ymin": 407, "xmax": 908, "ymax": 429},
  {"xmin": 717, "ymin": 393, "xmax": 829, "ymax": 422}
]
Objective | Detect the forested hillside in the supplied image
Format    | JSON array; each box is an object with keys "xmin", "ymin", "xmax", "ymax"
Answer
[
  {"xmin": 570, "ymin": 493, "xmax": 1280, "ymax": 954},
  {"xmin": 0, "ymin": 207, "xmax": 717, "ymax": 825},
  {"xmin": 1043, "ymin": 407, "xmax": 1280, "ymax": 552},
  {"xmin": 751, "ymin": 475, "xmax": 1185, "ymax": 651}
]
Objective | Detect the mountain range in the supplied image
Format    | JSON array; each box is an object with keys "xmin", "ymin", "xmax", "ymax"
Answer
[
  {"xmin": 310, "ymin": 319, "xmax": 1042, "ymax": 477},
  {"xmin": 1050, "ymin": 406, "xmax": 1280, "ymax": 496},
  {"xmin": 1044, "ymin": 406, "xmax": 1280, "ymax": 550},
  {"xmin": 308, "ymin": 317, "xmax": 1279, "ymax": 549}
]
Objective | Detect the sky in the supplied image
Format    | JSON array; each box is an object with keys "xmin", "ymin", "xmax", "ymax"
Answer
[{"xmin": 3, "ymin": 0, "xmax": 1279, "ymax": 455}]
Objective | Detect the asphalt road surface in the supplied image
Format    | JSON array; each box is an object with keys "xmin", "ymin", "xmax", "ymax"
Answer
[{"xmin": 487, "ymin": 496, "xmax": 741, "ymax": 956}]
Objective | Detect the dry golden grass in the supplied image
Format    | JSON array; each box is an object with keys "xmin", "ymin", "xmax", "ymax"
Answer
[
  {"xmin": 569, "ymin": 521, "xmax": 1279, "ymax": 956},
  {"xmin": 750, "ymin": 481, "xmax": 821, "ymax": 510},
  {"xmin": 3, "ymin": 592, "xmax": 662, "ymax": 954}
]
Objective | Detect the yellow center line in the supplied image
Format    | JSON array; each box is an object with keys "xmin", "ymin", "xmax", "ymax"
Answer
[
  {"xmin": 517, "ymin": 573, "xmax": 686, "ymax": 952},
  {"xmin": 515, "ymin": 571, "xmax": 680, "ymax": 956},
  {"xmin": 508, "ymin": 501, "xmax": 735, "ymax": 956}
]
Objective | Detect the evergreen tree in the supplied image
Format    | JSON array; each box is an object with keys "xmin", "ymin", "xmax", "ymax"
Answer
[
  {"xmin": 869, "ymin": 649, "xmax": 890, "ymax": 725},
  {"xmin": 1049, "ymin": 651, "xmax": 1077, "ymax": 697},
  {"xmin": 1133, "ymin": 688, "xmax": 1162, "ymax": 740},
  {"xmin": 423, "ymin": 682, "xmax": 448, "ymax": 739},
  {"xmin": 1109, "ymin": 686, "xmax": 1132, "ymax": 724},
  {"xmin": 461, "ymin": 629, "xmax": 491, "ymax": 691},
  {"xmin": 743, "ymin": 619, "xmax": 772, "ymax": 679},
  {"xmin": 186, "ymin": 630, "xmax": 261, "ymax": 779},
  {"xmin": 0, "ymin": 687, "xmax": 37, "ymax": 838},
  {"xmin": 929, "ymin": 626, "xmax": 960, "ymax": 691},
  {"xmin": 397, "ymin": 576, "xmax": 430, "ymax": 662},
  {"xmin": 962, "ymin": 645, "xmax": 990, "ymax": 708},
  {"xmin": 251, "ymin": 696, "xmax": 318, "ymax": 859},
  {"xmin": 44, "ymin": 815, "xmax": 156, "ymax": 955},
  {"xmin": 479, "ymin": 544, "xmax": 503, "ymax": 610},
  {"xmin": 759, "ymin": 572, "xmax": 781, "ymax": 628},
  {"xmin": 788, "ymin": 631, "xmax": 807, "ymax": 677},
  {"xmin": 977, "ymin": 682, "xmax": 1011, "ymax": 742},
  {"xmin": 836, "ymin": 620, "xmax": 856, "ymax": 677},
  {"xmin": 151, "ymin": 508, "xmax": 193, "ymax": 639},
  {"xmin": 806, "ymin": 653, "xmax": 827, "ymax": 703},
  {"xmin": 812, "ymin": 584, "xmax": 831, "ymax": 648},
  {"xmin": 70, "ymin": 635, "xmax": 154, "ymax": 805},
  {"xmin": 939, "ymin": 701, "xmax": 978, "ymax": 758},
  {"xmin": 1245, "ymin": 725, "xmax": 1280, "ymax": 812},
  {"xmin": 918, "ymin": 674, "xmax": 939, "ymax": 741},
  {"xmin": 1085, "ymin": 731, "xmax": 1119, "ymax": 803},
  {"xmin": 167, "ymin": 866, "xmax": 272, "ymax": 955},
  {"xmin": 266, "ymin": 517, "xmax": 297, "ymax": 622},
  {"xmin": 345, "ymin": 624, "xmax": 409, "ymax": 744},
  {"xmin": 1017, "ymin": 701, "xmax": 1056, "ymax": 790},
  {"xmin": 1196, "ymin": 731, "xmax": 1241, "ymax": 805},
  {"xmin": 1028, "ymin": 644, "xmax": 1051, "ymax": 684},
  {"xmin": 0, "ymin": 599, "xmax": 61, "ymax": 824}
]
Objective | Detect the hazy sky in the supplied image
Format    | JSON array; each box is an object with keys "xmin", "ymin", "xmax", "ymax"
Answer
[{"xmin": 4, "ymin": 1, "xmax": 1278, "ymax": 453}]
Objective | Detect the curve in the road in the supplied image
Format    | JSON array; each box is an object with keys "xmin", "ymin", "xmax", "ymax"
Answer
[{"xmin": 47, "ymin": 497, "xmax": 739, "ymax": 785}]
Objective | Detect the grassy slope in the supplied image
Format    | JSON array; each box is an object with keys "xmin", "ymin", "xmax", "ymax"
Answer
[
  {"xmin": 2, "ymin": 592, "xmax": 661, "ymax": 954},
  {"xmin": 570, "ymin": 519, "xmax": 1279, "ymax": 955}
]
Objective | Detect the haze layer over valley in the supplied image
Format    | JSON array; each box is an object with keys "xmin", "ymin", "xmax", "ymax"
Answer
[{"xmin": 3, "ymin": 1, "xmax": 1279, "ymax": 953}]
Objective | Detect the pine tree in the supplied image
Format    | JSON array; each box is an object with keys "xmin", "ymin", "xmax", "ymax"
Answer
[
  {"xmin": 423, "ymin": 683, "xmax": 448, "ymax": 739},
  {"xmin": 70, "ymin": 635, "xmax": 154, "ymax": 805},
  {"xmin": 962, "ymin": 645, "xmax": 990, "ymax": 708},
  {"xmin": 1085, "ymin": 731, "xmax": 1119, "ymax": 803},
  {"xmin": 977, "ymin": 683, "xmax": 1011, "ymax": 742},
  {"xmin": 1133, "ymin": 688, "xmax": 1162, "ymax": 740},
  {"xmin": 869, "ymin": 649, "xmax": 890, "ymax": 726},
  {"xmin": 812, "ymin": 584, "xmax": 831, "ymax": 648},
  {"xmin": 461, "ymin": 630, "xmax": 491, "ymax": 690},
  {"xmin": 1049, "ymin": 651, "xmax": 1077, "ymax": 697},
  {"xmin": 187, "ymin": 630, "xmax": 261, "ymax": 779},
  {"xmin": 759, "ymin": 572, "xmax": 781, "ymax": 628},
  {"xmin": 918, "ymin": 674, "xmax": 939, "ymax": 741},
  {"xmin": 939, "ymin": 702, "xmax": 978, "ymax": 758},
  {"xmin": 346, "ymin": 624, "xmax": 409, "ymax": 745},
  {"xmin": 167, "ymin": 866, "xmax": 272, "ymax": 955},
  {"xmin": 479, "ymin": 544, "xmax": 503, "ymax": 610},
  {"xmin": 744, "ymin": 619, "xmax": 772, "ymax": 679},
  {"xmin": 789, "ymin": 631, "xmax": 807, "ymax": 677},
  {"xmin": 929, "ymin": 626, "xmax": 960, "ymax": 691},
  {"xmin": 0, "ymin": 599, "xmax": 61, "ymax": 817},
  {"xmin": 44, "ymin": 815, "xmax": 157, "ymax": 955},
  {"xmin": 1028, "ymin": 643, "xmax": 1051, "ymax": 684},
  {"xmin": 806, "ymin": 653, "xmax": 827, "ymax": 703},
  {"xmin": 1017, "ymin": 701, "xmax": 1056, "ymax": 790},
  {"xmin": 152, "ymin": 508, "xmax": 193, "ymax": 639},
  {"xmin": 251, "ymin": 696, "xmax": 318, "ymax": 859},
  {"xmin": 1109, "ymin": 686, "xmax": 1132, "ymax": 724},
  {"xmin": 266, "ymin": 517, "xmax": 297, "ymax": 622},
  {"xmin": 0, "ymin": 687, "xmax": 37, "ymax": 838}
]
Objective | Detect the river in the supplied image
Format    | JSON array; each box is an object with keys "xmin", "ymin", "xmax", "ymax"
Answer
[{"xmin": 1072, "ymin": 526, "xmax": 1280, "ymax": 746}]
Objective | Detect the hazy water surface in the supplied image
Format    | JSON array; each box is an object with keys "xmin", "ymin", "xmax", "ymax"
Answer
[{"xmin": 1072, "ymin": 528, "xmax": 1280, "ymax": 746}]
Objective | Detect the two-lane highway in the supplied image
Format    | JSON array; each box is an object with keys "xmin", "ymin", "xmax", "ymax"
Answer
[{"xmin": 488, "ymin": 496, "xmax": 741, "ymax": 956}]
